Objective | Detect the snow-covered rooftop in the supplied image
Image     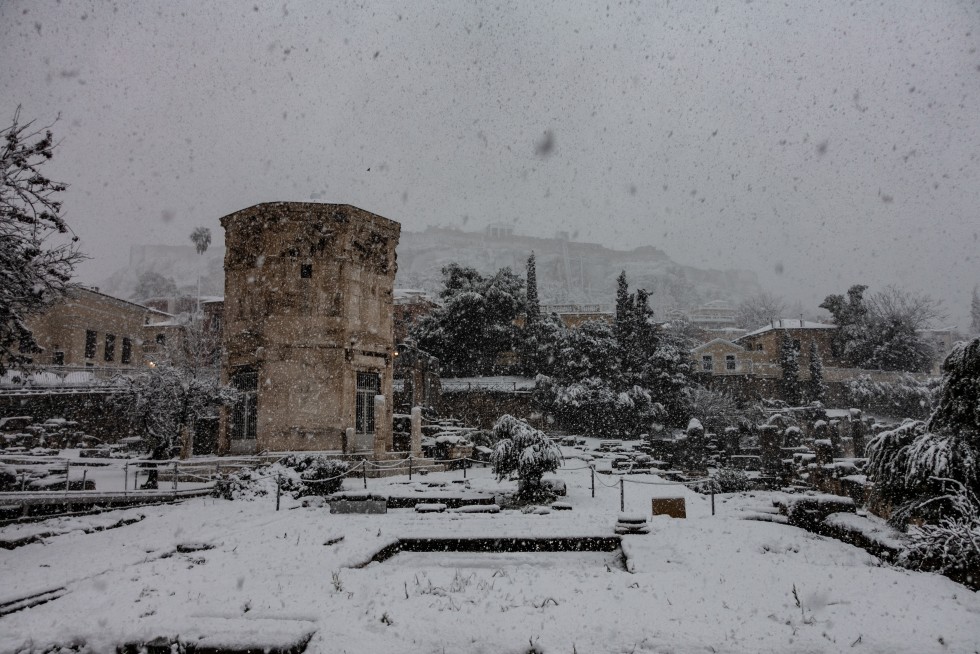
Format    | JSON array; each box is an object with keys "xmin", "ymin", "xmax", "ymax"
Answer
[
  {"xmin": 737, "ymin": 319, "xmax": 836, "ymax": 339},
  {"xmin": 393, "ymin": 289, "xmax": 436, "ymax": 305}
]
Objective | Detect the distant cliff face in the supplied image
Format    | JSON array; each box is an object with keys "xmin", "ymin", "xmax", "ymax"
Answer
[
  {"xmin": 101, "ymin": 244, "xmax": 226, "ymax": 300},
  {"xmin": 394, "ymin": 227, "xmax": 762, "ymax": 314},
  {"xmin": 101, "ymin": 226, "xmax": 762, "ymax": 312}
]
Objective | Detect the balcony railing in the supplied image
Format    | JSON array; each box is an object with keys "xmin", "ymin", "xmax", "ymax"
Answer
[
  {"xmin": 0, "ymin": 365, "xmax": 144, "ymax": 390},
  {"xmin": 540, "ymin": 303, "xmax": 612, "ymax": 315}
]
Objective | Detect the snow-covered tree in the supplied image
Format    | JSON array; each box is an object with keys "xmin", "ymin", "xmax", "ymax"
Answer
[
  {"xmin": 616, "ymin": 275, "xmax": 692, "ymax": 423},
  {"xmin": 806, "ymin": 340, "xmax": 826, "ymax": 404},
  {"xmin": 685, "ymin": 386, "xmax": 740, "ymax": 435},
  {"xmin": 516, "ymin": 252, "xmax": 562, "ymax": 376},
  {"xmin": 115, "ymin": 363, "xmax": 237, "ymax": 486},
  {"xmin": 899, "ymin": 479, "xmax": 980, "ymax": 588},
  {"xmin": 778, "ymin": 331, "xmax": 802, "ymax": 406},
  {"xmin": 489, "ymin": 414, "xmax": 562, "ymax": 497},
  {"xmin": 821, "ymin": 284, "xmax": 939, "ymax": 372},
  {"xmin": 971, "ymin": 285, "xmax": 980, "ymax": 335},
  {"xmin": 614, "ymin": 270, "xmax": 633, "ymax": 347},
  {"xmin": 131, "ymin": 271, "xmax": 177, "ymax": 302},
  {"xmin": 843, "ymin": 373, "xmax": 937, "ymax": 420},
  {"xmin": 115, "ymin": 314, "xmax": 232, "ymax": 485},
  {"xmin": 518, "ymin": 311, "xmax": 563, "ymax": 376},
  {"xmin": 928, "ymin": 337, "xmax": 980, "ymax": 437},
  {"xmin": 534, "ymin": 273, "xmax": 693, "ymax": 436},
  {"xmin": 676, "ymin": 417, "xmax": 707, "ymax": 470},
  {"xmin": 866, "ymin": 337, "xmax": 980, "ymax": 529},
  {"xmin": 1, "ymin": 108, "xmax": 84, "ymax": 373},
  {"xmin": 735, "ymin": 291, "xmax": 787, "ymax": 329},
  {"xmin": 411, "ymin": 263, "xmax": 526, "ymax": 376}
]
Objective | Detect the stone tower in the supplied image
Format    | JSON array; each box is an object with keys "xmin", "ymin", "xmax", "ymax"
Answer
[{"xmin": 219, "ymin": 202, "xmax": 400, "ymax": 456}]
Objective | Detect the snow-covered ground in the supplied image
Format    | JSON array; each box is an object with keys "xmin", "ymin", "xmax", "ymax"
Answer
[{"xmin": 2, "ymin": 453, "xmax": 978, "ymax": 654}]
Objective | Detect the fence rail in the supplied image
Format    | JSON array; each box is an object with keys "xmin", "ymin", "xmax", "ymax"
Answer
[{"xmin": 0, "ymin": 365, "xmax": 144, "ymax": 390}]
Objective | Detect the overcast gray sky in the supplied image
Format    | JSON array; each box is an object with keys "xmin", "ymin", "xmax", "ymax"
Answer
[{"xmin": 2, "ymin": 1, "xmax": 979, "ymax": 327}]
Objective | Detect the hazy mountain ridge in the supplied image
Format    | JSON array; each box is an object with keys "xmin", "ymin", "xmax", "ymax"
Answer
[
  {"xmin": 395, "ymin": 227, "xmax": 763, "ymax": 313},
  {"xmin": 100, "ymin": 226, "xmax": 763, "ymax": 312}
]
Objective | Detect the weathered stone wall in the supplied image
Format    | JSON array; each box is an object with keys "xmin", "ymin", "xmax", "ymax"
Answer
[
  {"xmin": 220, "ymin": 203, "xmax": 400, "ymax": 454},
  {"xmin": 436, "ymin": 390, "xmax": 545, "ymax": 430},
  {"xmin": 0, "ymin": 390, "xmax": 133, "ymax": 442}
]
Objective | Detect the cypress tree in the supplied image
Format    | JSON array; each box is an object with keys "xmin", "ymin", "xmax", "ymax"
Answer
[
  {"xmin": 526, "ymin": 252, "xmax": 540, "ymax": 324},
  {"xmin": 807, "ymin": 340, "xmax": 826, "ymax": 403},
  {"xmin": 971, "ymin": 285, "xmax": 980, "ymax": 335},
  {"xmin": 615, "ymin": 270, "xmax": 632, "ymax": 347},
  {"xmin": 779, "ymin": 331, "xmax": 802, "ymax": 406}
]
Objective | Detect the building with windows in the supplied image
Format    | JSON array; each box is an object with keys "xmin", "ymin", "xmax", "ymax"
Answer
[
  {"xmin": 685, "ymin": 300, "xmax": 738, "ymax": 330},
  {"xmin": 691, "ymin": 319, "xmax": 839, "ymax": 380},
  {"xmin": 393, "ymin": 288, "xmax": 439, "ymax": 343},
  {"xmin": 220, "ymin": 202, "xmax": 401, "ymax": 456},
  {"xmin": 733, "ymin": 319, "xmax": 840, "ymax": 369},
  {"xmin": 21, "ymin": 286, "xmax": 171, "ymax": 371}
]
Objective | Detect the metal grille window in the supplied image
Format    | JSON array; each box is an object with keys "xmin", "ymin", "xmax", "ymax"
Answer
[
  {"xmin": 355, "ymin": 372, "xmax": 380, "ymax": 434},
  {"xmin": 231, "ymin": 370, "xmax": 258, "ymax": 440},
  {"xmin": 84, "ymin": 330, "xmax": 97, "ymax": 359},
  {"xmin": 702, "ymin": 355, "xmax": 713, "ymax": 372},
  {"xmin": 104, "ymin": 334, "xmax": 116, "ymax": 362}
]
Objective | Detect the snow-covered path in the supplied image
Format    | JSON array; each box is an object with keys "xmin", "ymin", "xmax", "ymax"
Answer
[{"xmin": 1, "ymin": 462, "xmax": 978, "ymax": 653}]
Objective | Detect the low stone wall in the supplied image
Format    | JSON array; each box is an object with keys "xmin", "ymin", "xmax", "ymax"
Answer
[
  {"xmin": 436, "ymin": 390, "xmax": 545, "ymax": 430},
  {"xmin": 0, "ymin": 390, "xmax": 133, "ymax": 442}
]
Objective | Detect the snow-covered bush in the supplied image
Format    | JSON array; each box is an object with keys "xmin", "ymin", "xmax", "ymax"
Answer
[
  {"xmin": 537, "ymin": 374, "xmax": 662, "ymax": 439},
  {"xmin": 490, "ymin": 414, "xmax": 562, "ymax": 498},
  {"xmin": 675, "ymin": 418, "xmax": 707, "ymax": 470},
  {"xmin": 213, "ymin": 455, "xmax": 350, "ymax": 501},
  {"xmin": 714, "ymin": 467, "xmax": 751, "ymax": 493},
  {"xmin": 283, "ymin": 454, "xmax": 350, "ymax": 497},
  {"xmin": 0, "ymin": 462, "xmax": 17, "ymax": 491},
  {"xmin": 843, "ymin": 373, "xmax": 938, "ymax": 420},
  {"xmin": 899, "ymin": 480, "xmax": 980, "ymax": 590},
  {"xmin": 685, "ymin": 386, "xmax": 742, "ymax": 435},
  {"xmin": 212, "ymin": 467, "xmax": 280, "ymax": 501},
  {"xmin": 866, "ymin": 342, "xmax": 980, "ymax": 526},
  {"xmin": 866, "ymin": 338, "xmax": 980, "ymax": 585},
  {"xmin": 867, "ymin": 419, "xmax": 979, "ymax": 528},
  {"xmin": 466, "ymin": 429, "xmax": 497, "ymax": 448}
]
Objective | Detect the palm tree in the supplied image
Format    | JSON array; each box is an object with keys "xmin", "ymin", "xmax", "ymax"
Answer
[
  {"xmin": 190, "ymin": 227, "xmax": 211, "ymax": 255},
  {"xmin": 189, "ymin": 227, "xmax": 211, "ymax": 314}
]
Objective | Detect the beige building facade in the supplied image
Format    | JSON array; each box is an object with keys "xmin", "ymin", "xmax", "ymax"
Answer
[
  {"xmin": 220, "ymin": 202, "xmax": 401, "ymax": 456},
  {"xmin": 23, "ymin": 287, "xmax": 170, "ymax": 371},
  {"xmin": 733, "ymin": 319, "xmax": 841, "ymax": 369}
]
